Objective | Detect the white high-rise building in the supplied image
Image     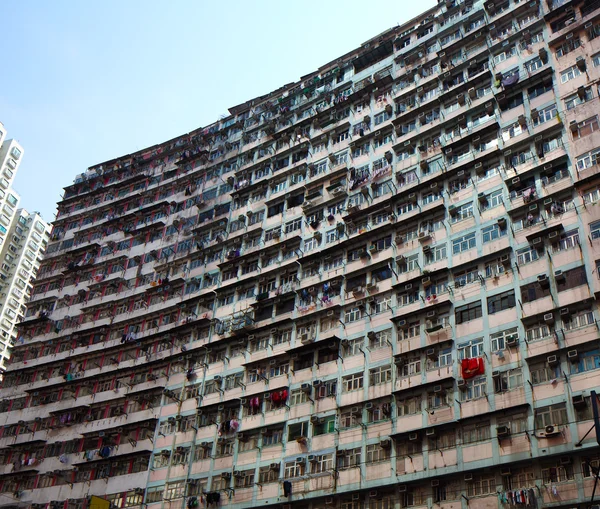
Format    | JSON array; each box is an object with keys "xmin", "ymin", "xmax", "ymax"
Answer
[{"xmin": 0, "ymin": 123, "xmax": 51, "ymax": 371}]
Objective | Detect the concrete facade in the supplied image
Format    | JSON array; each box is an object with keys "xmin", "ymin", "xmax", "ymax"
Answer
[
  {"xmin": 0, "ymin": 124, "xmax": 50, "ymax": 370},
  {"xmin": 3, "ymin": 0, "xmax": 600, "ymax": 508}
]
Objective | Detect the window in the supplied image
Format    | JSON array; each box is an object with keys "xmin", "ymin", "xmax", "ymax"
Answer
[
  {"xmin": 342, "ymin": 373, "xmax": 363, "ymax": 392},
  {"xmin": 289, "ymin": 389, "xmax": 309, "ymax": 406},
  {"xmin": 573, "ymin": 116, "xmax": 600, "ymax": 139},
  {"xmin": 284, "ymin": 460, "xmax": 305, "ymax": 479},
  {"xmin": 542, "ymin": 464, "xmax": 574, "ymax": 484},
  {"xmin": 460, "ymin": 377, "xmax": 486, "ymax": 401},
  {"xmin": 369, "ymin": 328, "xmax": 391, "ymax": 348},
  {"xmin": 425, "ymin": 245, "xmax": 447, "ymax": 264},
  {"xmin": 530, "ymin": 362, "xmax": 560, "ymax": 385},
  {"xmin": 369, "ymin": 365, "xmax": 392, "ymax": 385},
  {"xmin": 561, "ymin": 65, "xmax": 582, "ymax": 83},
  {"xmin": 397, "ymin": 397, "xmax": 420, "ymax": 416},
  {"xmin": 398, "ymin": 356, "xmax": 421, "ymax": 377},
  {"xmin": 313, "ymin": 417, "xmax": 336, "ymax": 436},
  {"xmin": 462, "ymin": 422, "xmax": 491, "ymax": 445},
  {"xmin": 570, "ymin": 350, "xmax": 600, "ymax": 374},
  {"xmin": 494, "ymin": 368, "xmax": 523, "ymax": 393},
  {"xmin": 556, "ymin": 38, "xmax": 581, "ymax": 58},
  {"xmin": 467, "ymin": 476, "xmax": 497, "ymax": 497},
  {"xmin": 337, "ymin": 448, "xmax": 361, "ymax": 469},
  {"xmin": 455, "ymin": 302, "xmax": 482, "ymax": 324},
  {"xmin": 427, "ymin": 391, "xmax": 450, "ymax": 409},
  {"xmin": 487, "ymin": 291, "xmax": 515, "ymax": 314},
  {"xmin": 451, "ymin": 202, "xmax": 474, "ymax": 222},
  {"xmin": 164, "ymin": 481, "xmax": 185, "ymax": 500},
  {"xmin": 366, "ymin": 444, "xmax": 390, "ymax": 464},
  {"xmin": 564, "ymin": 309, "xmax": 594, "ymax": 331},
  {"xmin": 287, "ymin": 421, "xmax": 309, "ymax": 441},
  {"xmin": 458, "ymin": 338, "xmax": 484, "ymax": 359},
  {"xmin": 532, "ymin": 104, "xmax": 557, "ymax": 127},
  {"xmin": 342, "ymin": 338, "xmax": 363, "ymax": 358},
  {"xmin": 311, "ymin": 453, "xmax": 334, "ymax": 473},
  {"xmin": 552, "ymin": 229, "xmax": 579, "ymax": 252},
  {"xmin": 564, "ymin": 87, "xmax": 593, "ymax": 110},
  {"xmin": 557, "ymin": 266, "xmax": 587, "ymax": 292},
  {"xmin": 494, "ymin": 45, "xmax": 516, "ymax": 63},
  {"xmin": 490, "ymin": 328, "xmax": 518, "ymax": 352},
  {"xmin": 452, "ymin": 232, "xmax": 476, "ymax": 254},
  {"xmin": 526, "ymin": 57, "xmax": 544, "ymax": 73},
  {"xmin": 535, "ymin": 403, "xmax": 568, "ymax": 429}
]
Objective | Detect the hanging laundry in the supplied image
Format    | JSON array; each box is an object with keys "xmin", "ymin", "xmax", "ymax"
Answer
[
  {"xmin": 98, "ymin": 446, "xmax": 111, "ymax": 458},
  {"xmin": 283, "ymin": 480, "xmax": 292, "ymax": 497},
  {"xmin": 461, "ymin": 357, "xmax": 484, "ymax": 379},
  {"xmin": 271, "ymin": 391, "xmax": 281, "ymax": 406},
  {"xmin": 502, "ymin": 73, "xmax": 520, "ymax": 88}
]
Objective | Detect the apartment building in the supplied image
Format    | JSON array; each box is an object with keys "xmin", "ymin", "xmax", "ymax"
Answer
[
  {"xmin": 3, "ymin": 0, "xmax": 600, "ymax": 508},
  {"xmin": 0, "ymin": 209, "xmax": 51, "ymax": 370},
  {"xmin": 0, "ymin": 125, "xmax": 24, "ymax": 249},
  {"xmin": 0, "ymin": 125, "xmax": 50, "ymax": 370}
]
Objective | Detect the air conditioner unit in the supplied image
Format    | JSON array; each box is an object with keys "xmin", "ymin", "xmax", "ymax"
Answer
[
  {"xmin": 397, "ymin": 319, "xmax": 408, "ymax": 329},
  {"xmin": 310, "ymin": 415, "xmax": 320, "ymax": 423},
  {"xmin": 418, "ymin": 230, "xmax": 431, "ymax": 241},
  {"xmin": 547, "ymin": 355, "xmax": 558, "ymax": 366},
  {"xmin": 351, "ymin": 406, "xmax": 361, "ymax": 416},
  {"xmin": 497, "ymin": 425, "xmax": 511, "ymax": 438},
  {"xmin": 369, "ymin": 490, "xmax": 378, "ymax": 498},
  {"xmin": 301, "ymin": 383, "xmax": 312, "ymax": 393},
  {"xmin": 464, "ymin": 473, "xmax": 474, "ymax": 481},
  {"xmin": 352, "ymin": 494, "xmax": 360, "ymax": 501},
  {"xmin": 222, "ymin": 472, "xmax": 232, "ymax": 480},
  {"xmin": 457, "ymin": 379, "xmax": 467, "ymax": 389},
  {"xmin": 307, "ymin": 454, "xmax": 317, "ymax": 462},
  {"xmin": 544, "ymin": 313, "xmax": 554, "ymax": 324},
  {"xmin": 426, "ymin": 348, "xmax": 437, "ymax": 359},
  {"xmin": 560, "ymin": 456, "xmax": 572, "ymax": 465},
  {"xmin": 426, "ymin": 428, "xmax": 436, "ymax": 437},
  {"xmin": 567, "ymin": 350, "xmax": 579, "ymax": 362},
  {"xmin": 295, "ymin": 457, "xmax": 305, "ymax": 464},
  {"xmin": 408, "ymin": 433, "xmax": 419, "ymax": 441},
  {"xmin": 572, "ymin": 394, "xmax": 586, "ymax": 408},
  {"xmin": 431, "ymin": 480, "xmax": 440, "ymax": 487},
  {"xmin": 543, "ymin": 424, "xmax": 561, "ymax": 437},
  {"xmin": 365, "ymin": 402, "xmax": 374, "ymax": 410},
  {"xmin": 555, "ymin": 270, "xmax": 565, "ymax": 282},
  {"xmin": 500, "ymin": 468, "xmax": 511, "ymax": 476},
  {"xmin": 270, "ymin": 462, "xmax": 279, "ymax": 470}
]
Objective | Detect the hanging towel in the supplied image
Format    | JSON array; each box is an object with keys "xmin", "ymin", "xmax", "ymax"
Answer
[
  {"xmin": 461, "ymin": 357, "xmax": 484, "ymax": 379},
  {"xmin": 283, "ymin": 480, "xmax": 292, "ymax": 497}
]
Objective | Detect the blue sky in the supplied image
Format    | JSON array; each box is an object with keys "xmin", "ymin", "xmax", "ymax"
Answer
[{"xmin": 2, "ymin": 0, "xmax": 436, "ymax": 220}]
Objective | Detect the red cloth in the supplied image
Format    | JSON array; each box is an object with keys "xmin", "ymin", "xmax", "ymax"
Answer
[
  {"xmin": 270, "ymin": 391, "xmax": 281, "ymax": 404},
  {"xmin": 461, "ymin": 358, "xmax": 484, "ymax": 379}
]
